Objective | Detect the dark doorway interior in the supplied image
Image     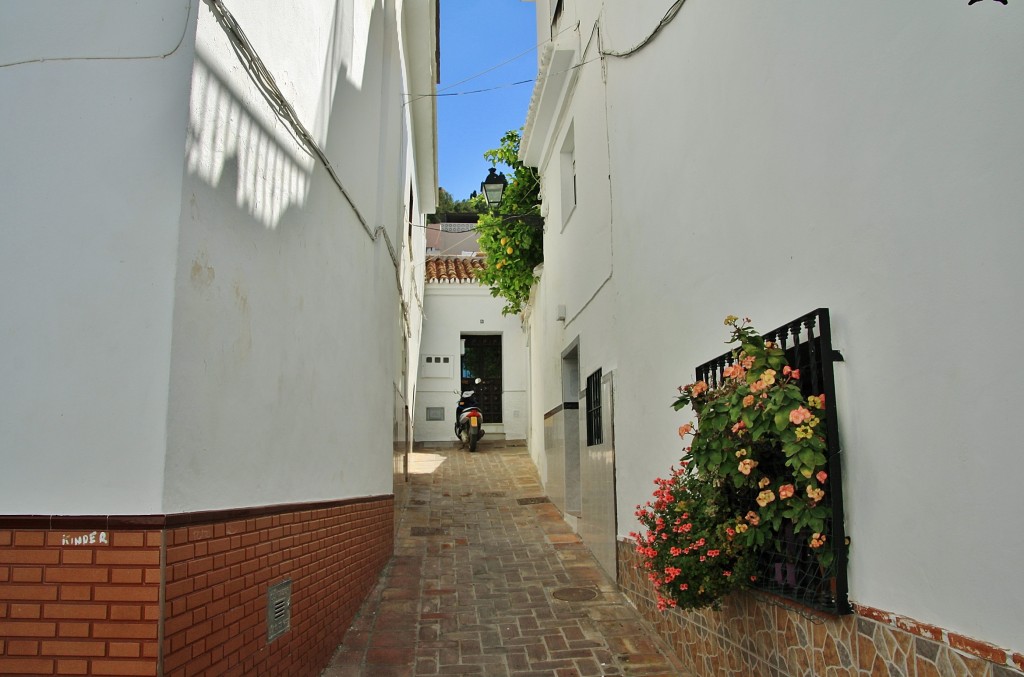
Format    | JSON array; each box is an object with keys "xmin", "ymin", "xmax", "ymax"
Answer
[{"xmin": 461, "ymin": 334, "xmax": 503, "ymax": 423}]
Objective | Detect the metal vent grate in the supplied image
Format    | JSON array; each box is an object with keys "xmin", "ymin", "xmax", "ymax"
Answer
[{"xmin": 267, "ymin": 579, "xmax": 292, "ymax": 642}]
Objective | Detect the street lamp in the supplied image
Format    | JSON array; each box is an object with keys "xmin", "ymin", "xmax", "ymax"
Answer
[{"xmin": 480, "ymin": 168, "xmax": 508, "ymax": 208}]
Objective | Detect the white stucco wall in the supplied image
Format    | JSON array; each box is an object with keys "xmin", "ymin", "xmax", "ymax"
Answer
[
  {"xmin": 415, "ymin": 283, "xmax": 529, "ymax": 443},
  {"xmin": 0, "ymin": 1, "xmax": 199, "ymax": 514},
  {"xmin": 163, "ymin": 0, "xmax": 430, "ymax": 512},
  {"xmin": 0, "ymin": 0, "xmax": 434, "ymax": 516},
  {"xmin": 525, "ymin": 0, "xmax": 1023, "ymax": 654}
]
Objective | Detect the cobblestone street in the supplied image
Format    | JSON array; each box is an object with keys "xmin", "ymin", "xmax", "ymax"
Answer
[{"xmin": 322, "ymin": 444, "xmax": 685, "ymax": 676}]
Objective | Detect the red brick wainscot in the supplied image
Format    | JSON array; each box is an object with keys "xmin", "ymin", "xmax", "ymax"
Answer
[
  {"xmin": 0, "ymin": 495, "xmax": 394, "ymax": 676},
  {"xmin": 616, "ymin": 538, "xmax": 1023, "ymax": 677}
]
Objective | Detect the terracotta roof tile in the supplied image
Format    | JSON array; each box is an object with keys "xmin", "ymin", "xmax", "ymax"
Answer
[{"xmin": 425, "ymin": 255, "xmax": 486, "ymax": 284}]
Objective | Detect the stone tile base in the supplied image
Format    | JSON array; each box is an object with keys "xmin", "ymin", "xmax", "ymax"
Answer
[{"xmin": 616, "ymin": 539, "xmax": 1023, "ymax": 677}]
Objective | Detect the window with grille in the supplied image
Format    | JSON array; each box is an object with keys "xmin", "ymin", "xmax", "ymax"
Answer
[
  {"xmin": 586, "ymin": 369, "xmax": 602, "ymax": 446},
  {"xmin": 695, "ymin": 308, "xmax": 848, "ymax": 614}
]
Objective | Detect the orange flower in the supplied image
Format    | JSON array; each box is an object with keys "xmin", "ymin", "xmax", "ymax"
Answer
[
  {"xmin": 745, "ymin": 511, "xmax": 761, "ymax": 525},
  {"xmin": 807, "ymin": 486, "xmax": 825, "ymax": 503},
  {"xmin": 756, "ymin": 490, "xmax": 775, "ymax": 507},
  {"xmin": 690, "ymin": 381, "xmax": 708, "ymax": 397},
  {"xmin": 742, "ymin": 395, "xmax": 755, "ymax": 407},
  {"xmin": 758, "ymin": 477, "xmax": 771, "ymax": 489},
  {"xmin": 789, "ymin": 406, "xmax": 812, "ymax": 425},
  {"xmin": 738, "ymin": 459, "xmax": 758, "ymax": 475},
  {"xmin": 810, "ymin": 533, "xmax": 827, "ymax": 549},
  {"xmin": 723, "ymin": 364, "xmax": 746, "ymax": 380},
  {"xmin": 816, "ymin": 471, "xmax": 828, "ymax": 483},
  {"xmin": 778, "ymin": 484, "xmax": 795, "ymax": 500},
  {"xmin": 678, "ymin": 423, "xmax": 693, "ymax": 438}
]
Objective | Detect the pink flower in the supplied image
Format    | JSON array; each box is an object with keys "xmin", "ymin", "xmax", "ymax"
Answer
[
  {"xmin": 789, "ymin": 406, "xmax": 813, "ymax": 425},
  {"xmin": 723, "ymin": 571, "xmax": 732, "ymax": 577},
  {"xmin": 778, "ymin": 484, "xmax": 795, "ymax": 500},
  {"xmin": 816, "ymin": 471, "xmax": 828, "ymax": 483},
  {"xmin": 732, "ymin": 421, "xmax": 747, "ymax": 434},
  {"xmin": 670, "ymin": 547, "xmax": 682, "ymax": 557},
  {"xmin": 783, "ymin": 366, "xmax": 792, "ymax": 376},
  {"xmin": 791, "ymin": 369, "xmax": 800, "ymax": 379},
  {"xmin": 745, "ymin": 511, "xmax": 760, "ymax": 526},
  {"xmin": 707, "ymin": 550, "xmax": 720, "ymax": 558}
]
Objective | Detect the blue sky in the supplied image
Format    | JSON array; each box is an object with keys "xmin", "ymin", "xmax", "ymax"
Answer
[{"xmin": 436, "ymin": 0, "xmax": 538, "ymax": 201}]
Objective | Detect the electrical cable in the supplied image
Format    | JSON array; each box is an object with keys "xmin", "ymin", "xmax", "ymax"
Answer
[
  {"xmin": 403, "ymin": 23, "xmax": 578, "ymax": 106},
  {"xmin": 600, "ymin": 0, "xmax": 687, "ymax": 58},
  {"xmin": 405, "ymin": 57, "xmax": 601, "ymax": 102},
  {"xmin": 0, "ymin": 0, "xmax": 193, "ymax": 69}
]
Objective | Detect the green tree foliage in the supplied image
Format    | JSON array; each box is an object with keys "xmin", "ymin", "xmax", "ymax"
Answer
[{"xmin": 474, "ymin": 129, "xmax": 543, "ymax": 315}]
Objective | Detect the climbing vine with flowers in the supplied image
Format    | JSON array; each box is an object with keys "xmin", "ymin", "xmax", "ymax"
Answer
[{"xmin": 631, "ymin": 315, "xmax": 838, "ymax": 612}]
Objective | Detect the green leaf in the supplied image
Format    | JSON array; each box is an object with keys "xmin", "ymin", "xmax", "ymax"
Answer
[{"xmin": 774, "ymin": 411, "xmax": 791, "ymax": 432}]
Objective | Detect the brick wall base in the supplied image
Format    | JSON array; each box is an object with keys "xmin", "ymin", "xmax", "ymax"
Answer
[
  {"xmin": 617, "ymin": 539, "xmax": 1024, "ymax": 677},
  {"xmin": 0, "ymin": 496, "xmax": 394, "ymax": 676}
]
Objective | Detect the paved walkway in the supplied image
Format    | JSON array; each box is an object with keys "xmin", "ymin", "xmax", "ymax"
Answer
[{"xmin": 322, "ymin": 444, "xmax": 685, "ymax": 677}]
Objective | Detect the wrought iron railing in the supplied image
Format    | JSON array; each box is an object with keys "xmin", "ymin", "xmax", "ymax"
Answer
[{"xmin": 695, "ymin": 308, "xmax": 850, "ymax": 615}]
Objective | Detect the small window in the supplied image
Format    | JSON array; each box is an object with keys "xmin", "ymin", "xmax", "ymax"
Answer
[
  {"xmin": 586, "ymin": 369, "xmax": 602, "ymax": 446},
  {"xmin": 426, "ymin": 357, "xmax": 433, "ymax": 363},
  {"xmin": 426, "ymin": 407, "xmax": 445, "ymax": 421},
  {"xmin": 560, "ymin": 124, "xmax": 576, "ymax": 224},
  {"xmin": 443, "ymin": 357, "xmax": 449, "ymax": 363}
]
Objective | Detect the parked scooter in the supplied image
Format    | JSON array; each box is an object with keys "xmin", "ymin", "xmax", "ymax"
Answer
[{"xmin": 455, "ymin": 378, "xmax": 486, "ymax": 452}]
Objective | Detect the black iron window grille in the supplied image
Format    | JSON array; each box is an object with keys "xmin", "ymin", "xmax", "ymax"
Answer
[
  {"xmin": 586, "ymin": 369, "xmax": 603, "ymax": 446},
  {"xmin": 695, "ymin": 308, "xmax": 850, "ymax": 615}
]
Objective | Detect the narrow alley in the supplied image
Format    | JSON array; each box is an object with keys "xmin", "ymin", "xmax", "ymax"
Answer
[{"xmin": 322, "ymin": 444, "xmax": 685, "ymax": 677}]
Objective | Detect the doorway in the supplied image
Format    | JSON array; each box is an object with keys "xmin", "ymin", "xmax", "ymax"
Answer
[
  {"xmin": 460, "ymin": 334, "xmax": 503, "ymax": 423},
  {"xmin": 560, "ymin": 343, "xmax": 581, "ymax": 517}
]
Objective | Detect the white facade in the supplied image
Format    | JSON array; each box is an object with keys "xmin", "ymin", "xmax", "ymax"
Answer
[
  {"xmin": 415, "ymin": 281, "xmax": 529, "ymax": 444},
  {"xmin": 522, "ymin": 0, "xmax": 1024, "ymax": 659},
  {"xmin": 1, "ymin": 0, "xmax": 435, "ymax": 515}
]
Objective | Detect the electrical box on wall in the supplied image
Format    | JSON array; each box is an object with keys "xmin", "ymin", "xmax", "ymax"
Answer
[{"xmin": 422, "ymin": 355, "xmax": 453, "ymax": 379}]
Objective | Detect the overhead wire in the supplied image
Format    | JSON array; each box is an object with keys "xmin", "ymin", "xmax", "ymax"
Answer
[
  {"xmin": 0, "ymin": 0, "xmax": 193, "ymax": 69},
  {"xmin": 403, "ymin": 22, "xmax": 578, "ymax": 106}
]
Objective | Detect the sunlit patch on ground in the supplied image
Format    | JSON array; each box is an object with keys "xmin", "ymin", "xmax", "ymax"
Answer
[{"xmin": 407, "ymin": 451, "xmax": 447, "ymax": 475}]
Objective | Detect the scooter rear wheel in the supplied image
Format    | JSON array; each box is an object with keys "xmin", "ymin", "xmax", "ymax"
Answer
[{"xmin": 468, "ymin": 422, "xmax": 479, "ymax": 452}]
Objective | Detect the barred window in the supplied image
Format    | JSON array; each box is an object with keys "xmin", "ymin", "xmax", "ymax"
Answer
[{"xmin": 586, "ymin": 369, "xmax": 602, "ymax": 446}]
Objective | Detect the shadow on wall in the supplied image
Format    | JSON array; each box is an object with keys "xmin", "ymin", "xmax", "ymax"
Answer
[
  {"xmin": 184, "ymin": 0, "xmax": 386, "ymax": 232},
  {"xmin": 185, "ymin": 51, "xmax": 313, "ymax": 229}
]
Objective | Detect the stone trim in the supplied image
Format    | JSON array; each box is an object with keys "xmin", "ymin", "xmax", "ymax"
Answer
[{"xmin": 616, "ymin": 538, "xmax": 1023, "ymax": 676}]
